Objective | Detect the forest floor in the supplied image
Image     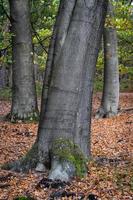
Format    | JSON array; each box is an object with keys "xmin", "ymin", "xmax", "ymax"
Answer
[{"xmin": 0, "ymin": 93, "xmax": 133, "ymax": 200}]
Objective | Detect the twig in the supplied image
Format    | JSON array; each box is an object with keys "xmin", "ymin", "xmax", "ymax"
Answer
[
  {"xmin": 0, "ymin": 0, "xmax": 11, "ymax": 22},
  {"xmin": 119, "ymin": 107, "xmax": 133, "ymax": 112},
  {"xmin": 31, "ymin": 23, "xmax": 48, "ymax": 54}
]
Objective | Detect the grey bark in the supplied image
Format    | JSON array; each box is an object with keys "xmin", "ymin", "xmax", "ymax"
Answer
[
  {"xmin": 96, "ymin": 2, "xmax": 119, "ymax": 118},
  {"xmin": 0, "ymin": 67, "xmax": 8, "ymax": 88},
  {"xmin": 6, "ymin": 0, "xmax": 108, "ymax": 181},
  {"xmin": 9, "ymin": 0, "xmax": 38, "ymax": 121},
  {"xmin": 36, "ymin": 0, "xmax": 108, "ymax": 181}
]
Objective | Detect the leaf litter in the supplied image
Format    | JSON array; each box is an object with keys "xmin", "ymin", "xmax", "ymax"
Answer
[{"xmin": 0, "ymin": 93, "xmax": 133, "ymax": 200}]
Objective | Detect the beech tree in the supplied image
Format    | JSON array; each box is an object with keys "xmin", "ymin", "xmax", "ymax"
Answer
[
  {"xmin": 5, "ymin": 0, "xmax": 108, "ymax": 181},
  {"xmin": 96, "ymin": 1, "xmax": 119, "ymax": 118},
  {"xmin": 9, "ymin": 0, "xmax": 38, "ymax": 121}
]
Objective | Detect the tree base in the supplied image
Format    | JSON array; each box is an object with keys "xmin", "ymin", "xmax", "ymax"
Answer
[
  {"xmin": 1, "ymin": 139, "xmax": 87, "ymax": 181},
  {"xmin": 6, "ymin": 110, "xmax": 39, "ymax": 123},
  {"xmin": 49, "ymin": 138, "xmax": 87, "ymax": 180},
  {"xmin": 49, "ymin": 159, "xmax": 76, "ymax": 182},
  {"xmin": 95, "ymin": 107, "xmax": 117, "ymax": 119}
]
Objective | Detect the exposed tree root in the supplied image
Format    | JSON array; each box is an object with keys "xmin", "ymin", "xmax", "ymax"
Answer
[
  {"xmin": 48, "ymin": 138, "xmax": 87, "ymax": 181},
  {"xmin": 1, "ymin": 143, "xmax": 39, "ymax": 172},
  {"xmin": 119, "ymin": 107, "xmax": 133, "ymax": 113},
  {"xmin": 1, "ymin": 138, "xmax": 87, "ymax": 181},
  {"xmin": 6, "ymin": 110, "xmax": 39, "ymax": 123},
  {"xmin": 95, "ymin": 107, "xmax": 117, "ymax": 119}
]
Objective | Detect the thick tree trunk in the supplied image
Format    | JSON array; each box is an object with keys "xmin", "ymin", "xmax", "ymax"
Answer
[
  {"xmin": 37, "ymin": 0, "xmax": 107, "ymax": 181},
  {"xmin": 9, "ymin": 0, "xmax": 38, "ymax": 121},
  {"xmin": 96, "ymin": 2, "xmax": 119, "ymax": 118},
  {"xmin": 4, "ymin": 0, "xmax": 108, "ymax": 181}
]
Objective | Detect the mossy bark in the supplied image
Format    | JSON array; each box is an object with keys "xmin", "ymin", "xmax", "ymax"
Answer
[{"xmin": 50, "ymin": 138, "xmax": 87, "ymax": 178}]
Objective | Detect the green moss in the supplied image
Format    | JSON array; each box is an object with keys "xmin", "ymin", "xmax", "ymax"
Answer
[
  {"xmin": 14, "ymin": 196, "xmax": 35, "ymax": 200},
  {"xmin": 51, "ymin": 138, "xmax": 87, "ymax": 177}
]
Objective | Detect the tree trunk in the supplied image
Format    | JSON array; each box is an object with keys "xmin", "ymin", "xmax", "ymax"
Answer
[
  {"xmin": 0, "ymin": 67, "xmax": 7, "ymax": 88},
  {"xmin": 96, "ymin": 2, "xmax": 119, "ymax": 118},
  {"xmin": 5, "ymin": 0, "xmax": 108, "ymax": 181},
  {"xmin": 9, "ymin": 0, "xmax": 38, "ymax": 121}
]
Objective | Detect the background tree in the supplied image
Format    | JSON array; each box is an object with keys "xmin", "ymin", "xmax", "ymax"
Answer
[
  {"xmin": 1, "ymin": 0, "xmax": 132, "ymax": 100},
  {"xmin": 30, "ymin": 0, "xmax": 59, "ymax": 83},
  {"xmin": 96, "ymin": 1, "xmax": 119, "ymax": 118},
  {"xmin": 0, "ymin": 0, "xmax": 11, "ymax": 88},
  {"xmin": 5, "ymin": 0, "xmax": 108, "ymax": 181},
  {"xmin": 9, "ymin": 0, "xmax": 38, "ymax": 121},
  {"xmin": 95, "ymin": 0, "xmax": 133, "ymax": 92}
]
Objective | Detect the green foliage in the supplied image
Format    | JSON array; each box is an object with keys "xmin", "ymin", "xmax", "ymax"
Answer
[
  {"xmin": 94, "ymin": 78, "xmax": 103, "ymax": 92},
  {"xmin": 51, "ymin": 138, "xmax": 87, "ymax": 177},
  {"xmin": 31, "ymin": 0, "xmax": 59, "ymax": 71},
  {"xmin": 36, "ymin": 81, "xmax": 43, "ymax": 97},
  {"xmin": 0, "ymin": 0, "xmax": 11, "ymax": 66},
  {"xmin": 0, "ymin": 87, "xmax": 11, "ymax": 100},
  {"xmin": 0, "ymin": 0, "xmax": 132, "ymax": 93},
  {"xmin": 96, "ymin": 1, "xmax": 133, "ymax": 92}
]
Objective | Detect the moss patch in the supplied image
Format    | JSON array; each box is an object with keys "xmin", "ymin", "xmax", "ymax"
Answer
[{"xmin": 51, "ymin": 138, "xmax": 87, "ymax": 177}]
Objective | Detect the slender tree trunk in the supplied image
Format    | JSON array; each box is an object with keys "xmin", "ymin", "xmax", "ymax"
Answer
[
  {"xmin": 5, "ymin": 0, "xmax": 108, "ymax": 181},
  {"xmin": 9, "ymin": 0, "xmax": 38, "ymax": 121},
  {"xmin": 96, "ymin": 2, "xmax": 119, "ymax": 118}
]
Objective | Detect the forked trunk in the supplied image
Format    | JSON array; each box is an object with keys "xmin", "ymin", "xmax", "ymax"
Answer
[
  {"xmin": 9, "ymin": 0, "xmax": 38, "ymax": 121},
  {"xmin": 96, "ymin": 2, "xmax": 119, "ymax": 118}
]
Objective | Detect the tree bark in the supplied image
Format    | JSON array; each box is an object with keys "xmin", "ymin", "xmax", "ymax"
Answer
[
  {"xmin": 5, "ymin": 0, "xmax": 108, "ymax": 181},
  {"xmin": 96, "ymin": 2, "xmax": 119, "ymax": 118},
  {"xmin": 38, "ymin": 0, "xmax": 107, "ymax": 181},
  {"xmin": 9, "ymin": 0, "xmax": 38, "ymax": 121}
]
